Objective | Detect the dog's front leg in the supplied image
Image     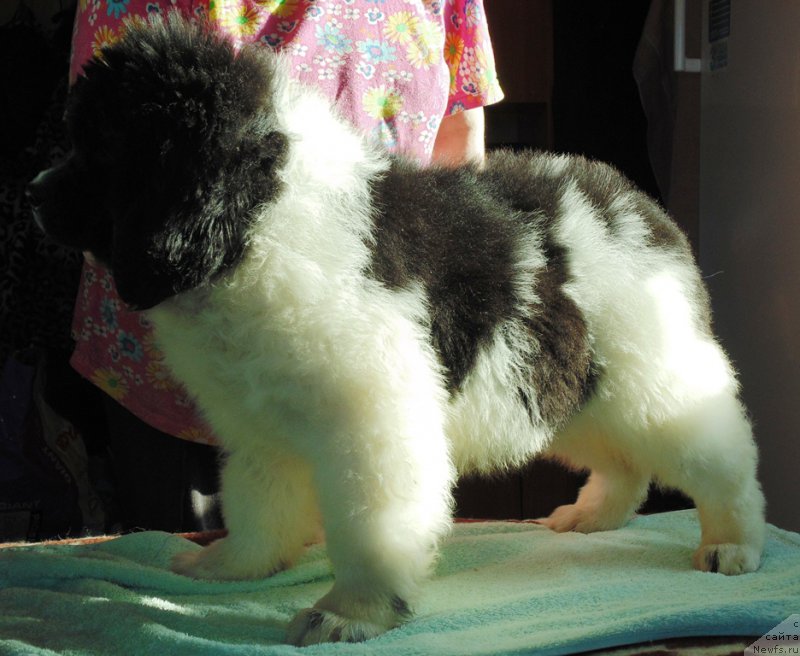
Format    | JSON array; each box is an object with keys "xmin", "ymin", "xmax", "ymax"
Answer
[
  {"xmin": 287, "ymin": 420, "xmax": 455, "ymax": 645},
  {"xmin": 172, "ymin": 449, "xmax": 320, "ymax": 580}
]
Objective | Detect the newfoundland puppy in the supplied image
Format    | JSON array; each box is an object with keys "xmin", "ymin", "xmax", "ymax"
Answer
[{"xmin": 29, "ymin": 15, "xmax": 765, "ymax": 645}]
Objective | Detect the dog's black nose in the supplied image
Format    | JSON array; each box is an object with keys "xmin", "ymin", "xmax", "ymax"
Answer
[
  {"xmin": 27, "ymin": 169, "xmax": 54, "ymax": 231},
  {"xmin": 27, "ymin": 187, "xmax": 44, "ymax": 231},
  {"xmin": 27, "ymin": 169, "xmax": 50, "ymax": 207},
  {"xmin": 26, "ymin": 182, "xmax": 37, "ymax": 205}
]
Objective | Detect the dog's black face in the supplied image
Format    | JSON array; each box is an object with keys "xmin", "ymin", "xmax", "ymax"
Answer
[{"xmin": 29, "ymin": 16, "xmax": 288, "ymax": 309}]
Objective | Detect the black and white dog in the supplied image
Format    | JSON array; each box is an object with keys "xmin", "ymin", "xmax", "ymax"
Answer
[{"xmin": 30, "ymin": 16, "xmax": 765, "ymax": 645}]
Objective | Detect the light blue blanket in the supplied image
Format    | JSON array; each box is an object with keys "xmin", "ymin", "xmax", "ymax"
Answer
[{"xmin": 1, "ymin": 510, "xmax": 798, "ymax": 655}]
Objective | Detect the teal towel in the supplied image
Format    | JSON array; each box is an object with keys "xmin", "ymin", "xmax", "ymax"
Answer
[{"xmin": 1, "ymin": 510, "xmax": 798, "ymax": 655}]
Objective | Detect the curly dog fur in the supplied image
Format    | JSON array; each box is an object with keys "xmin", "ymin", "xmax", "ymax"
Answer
[{"xmin": 30, "ymin": 16, "xmax": 765, "ymax": 645}]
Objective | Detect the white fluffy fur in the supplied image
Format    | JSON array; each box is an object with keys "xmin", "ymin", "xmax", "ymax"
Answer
[{"xmin": 151, "ymin": 65, "xmax": 765, "ymax": 644}]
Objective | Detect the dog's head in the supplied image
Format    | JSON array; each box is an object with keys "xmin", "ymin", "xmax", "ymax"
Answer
[{"xmin": 29, "ymin": 15, "xmax": 288, "ymax": 309}]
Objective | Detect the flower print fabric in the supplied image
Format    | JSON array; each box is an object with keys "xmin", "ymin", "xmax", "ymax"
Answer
[{"xmin": 69, "ymin": 0, "xmax": 503, "ymax": 445}]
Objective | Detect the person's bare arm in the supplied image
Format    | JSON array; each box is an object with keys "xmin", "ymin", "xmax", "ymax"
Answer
[{"xmin": 431, "ymin": 107, "xmax": 486, "ymax": 166}]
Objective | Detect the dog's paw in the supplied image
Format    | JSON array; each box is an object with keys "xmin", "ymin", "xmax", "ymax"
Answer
[
  {"xmin": 172, "ymin": 537, "xmax": 284, "ymax": 581},
  {"xmin": 286, "ymin": 593, "xmax": 412, "ymax": 645},
  {"xmin": 286, "ymin": 608, "xmax": 391, "ymax": 645},
  {"xmin": 693, "ymin": 543, "xmax": 761, "ymax": 575},
  {"xmin": 537, "ymin": 503, "xmax": 624, "ymax": 533}
]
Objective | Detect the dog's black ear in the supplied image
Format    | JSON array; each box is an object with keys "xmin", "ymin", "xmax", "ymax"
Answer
[{"xmin": 68, "ymin": 15, "xmax": 289, "ymax": 309}]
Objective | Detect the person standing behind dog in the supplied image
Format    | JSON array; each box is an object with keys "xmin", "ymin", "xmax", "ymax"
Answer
[{"xmin": 67, "ymin": 0, "xmax": 503, "ymax": 532}]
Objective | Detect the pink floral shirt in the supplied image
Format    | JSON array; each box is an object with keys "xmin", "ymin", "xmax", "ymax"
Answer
[{"xmin": 69, "ymin": 0, "xmax": 503, "ymax": 444}]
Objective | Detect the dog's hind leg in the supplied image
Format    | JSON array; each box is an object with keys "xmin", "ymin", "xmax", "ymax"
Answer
[
  {"xmin": 539, "ymin": 467, "xmax": 650, "ymax": 533},
  {"xmin": 540, "ymin": 419, "xmax": 651, "ymax": 533},
  {"xmin": 543, "ymin": 385, "xmax": 765, "ymax": 574},
  {"xmin": 649, "ymin": 389, "xmax": 766, "ymax": 575},
  {"xmin": 172, "ymin": 449, "xmax": 320, "ymax": 580}
]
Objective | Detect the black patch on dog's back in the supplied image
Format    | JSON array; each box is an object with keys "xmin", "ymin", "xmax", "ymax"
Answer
[
  {"xmin": 368, "ymin": 159, "xmax": 521, "ymax": 394},
  {"xmin": 475, "ymin": 152, "xmax": 601, "ymax": 427},
  {"xmin": 566, "ymin": 155, "xmax": 693, "ymax": 255},
  {"xmin": 518, "ymin": 238, "xmax": 599, "ymax": 428},
  {"xmin": 368, "ymin": 152, "xmax": 599, "ymax": 428}
]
